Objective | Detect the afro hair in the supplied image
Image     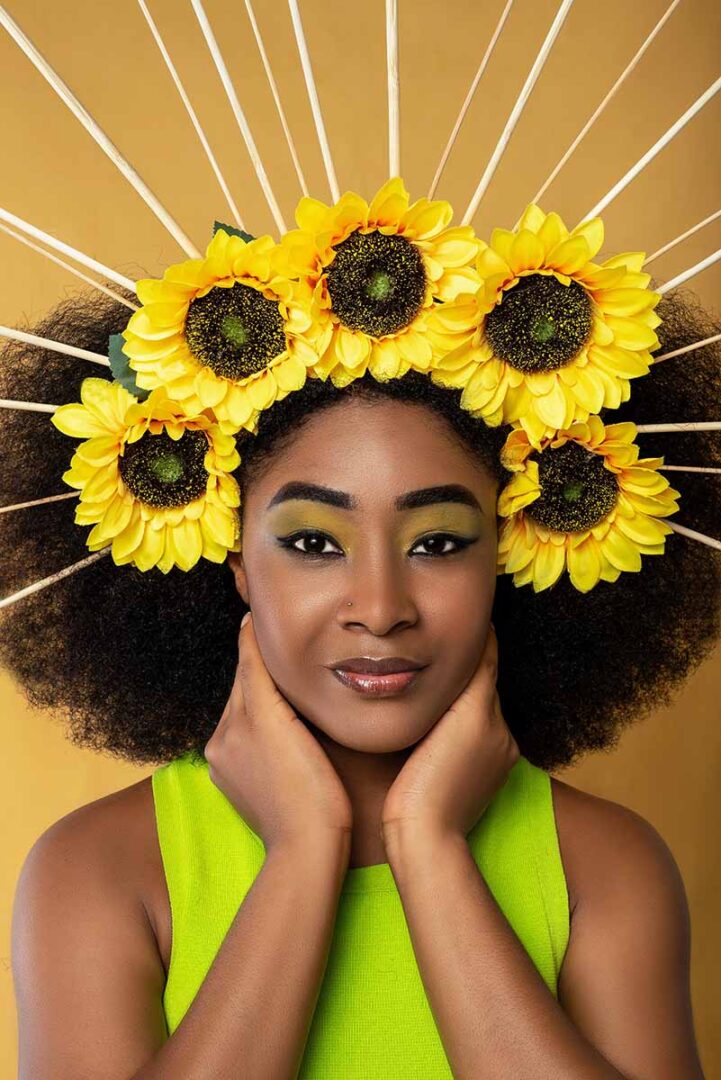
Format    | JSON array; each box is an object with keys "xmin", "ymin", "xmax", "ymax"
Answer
[{"xmin": 0, "ymin": 285, "xmax": 719, "ymax": 772}]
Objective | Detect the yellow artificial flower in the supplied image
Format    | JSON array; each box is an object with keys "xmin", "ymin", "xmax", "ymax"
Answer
[
  {"xmin": 51, "ymin": 377, "xmax": 241, "ymax": 573},
  {"xmin": 121, "ymin": 230, "xmax": 321, "ymax": 436},
  {"xmin": 428, "ymin": 204, "xmax": 662, "ymax": 449},
  {"xmin": 496, "ymin": 415, "xmax": 681, "ymax": 593},
  {"xmin": 281, "ymin": 176, "xmax": 481, "ymax": 387}
]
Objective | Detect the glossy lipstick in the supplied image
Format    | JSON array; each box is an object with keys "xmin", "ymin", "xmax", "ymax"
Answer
[
  {"xmin": 329, "ymin": 657, "xmax": 426, "ymax": 697},
  {"xmin": 331, "ymin": 668, "xmax": 423, "ymax": 695}
]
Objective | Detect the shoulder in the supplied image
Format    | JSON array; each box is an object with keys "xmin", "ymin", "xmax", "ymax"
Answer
[
  {"xmin": 14, "ymin": 774, "xmax": 168, "ymax": 971},
  {"xmin": 547, "ymin": 776, "xmax": 702, "ymax": 1074},
  {"xmin": 18, "ymin": 774, "xmax": 158, "ymax": 894},
  {"xmin": 549, "ymin": 774, "xmax": 685, "ymax": 918},
  {"xmin": 12, "ymin": 778, "xmax": 172, "ymax": 1070}
]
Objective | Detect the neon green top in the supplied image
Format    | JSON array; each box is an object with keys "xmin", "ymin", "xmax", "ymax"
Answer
[{"xmin": 152, "ymin": 751, "xmax": 569, "ymax": 1077}]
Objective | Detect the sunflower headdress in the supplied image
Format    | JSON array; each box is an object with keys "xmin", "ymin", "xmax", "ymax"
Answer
[{"xmin": 0, "ymin": 2, "xmax": 718, "ymax": 610}]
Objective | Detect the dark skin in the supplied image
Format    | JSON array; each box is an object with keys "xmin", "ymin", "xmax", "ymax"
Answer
[
  {"xmin": 226, "ymin": 396, "xmax": 501, "ymax": 869},
  {"xmin": 11, "ymin": 397, "xmax": 704, "ymax": 1077}
]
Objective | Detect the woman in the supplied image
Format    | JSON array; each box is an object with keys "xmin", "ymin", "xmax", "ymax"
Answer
[{"xmin": 3, "ymin": 239, "xmax": 718, "ymax": 1074}]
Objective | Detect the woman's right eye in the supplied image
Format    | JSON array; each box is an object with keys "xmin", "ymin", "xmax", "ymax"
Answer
[{"xmin": 277, "ymin": 531, "xmax": 343, "ymax": 558}]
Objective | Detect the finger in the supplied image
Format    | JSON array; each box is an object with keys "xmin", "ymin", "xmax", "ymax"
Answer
[
  {"xmin": 453, "ymin": 624, "xmax": 499, "ymax": 712},
  {"xmin": 237, "ymin": 611, "xmax": 286, "ymax": 721}
]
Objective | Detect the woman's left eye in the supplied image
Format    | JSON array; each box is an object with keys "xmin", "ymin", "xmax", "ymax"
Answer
[
  {"xmin": 277, "ymin": 530, "xmax": 476, "ymax": 559},
  {"xmin": 411, "ymin": 533, "xmax": 476, "ymax": 557}
]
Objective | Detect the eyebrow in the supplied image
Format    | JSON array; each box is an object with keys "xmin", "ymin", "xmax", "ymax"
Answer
[{"xmin": 266, "ymin": 481, "xmax": 483, "ymax": 515}]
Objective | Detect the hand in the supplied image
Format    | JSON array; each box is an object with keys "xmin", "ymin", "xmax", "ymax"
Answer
[
  {"xmin": 381, "ymin": 623, "xmax": 520, "ymax": 842},
  {"xmin": 204, "ymin": 611, "xmax": 353, "ymax": 853}
]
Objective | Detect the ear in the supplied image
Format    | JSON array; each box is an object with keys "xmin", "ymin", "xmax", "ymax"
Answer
[{"xmin": 226, "ymin": 550, "xmax": 250, "ymax": 606}]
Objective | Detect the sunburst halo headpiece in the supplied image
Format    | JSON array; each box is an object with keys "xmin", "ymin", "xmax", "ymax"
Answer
[{"xmin": 0, "ymin": 1, "xmax": 719, "ymax": 611}]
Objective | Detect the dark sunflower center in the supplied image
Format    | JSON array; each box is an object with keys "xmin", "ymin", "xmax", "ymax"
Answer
[
  {"xmin": 525, "ymin": 441, "xmax": 618, "ymax": 532},
  {"xmin": 485, "ymin": 273, "xmax": 593, "ymax": 372},
  {"xmin": 119, "ymin": 428, "xmax": 209, "ymax": 508},
  {"xmin": 185, "ymin": 281, "xmax": 286, "ymax": 380},
  {"xmin": 325, "ymin": 228, "xmax": 427, "ymax": 337}
]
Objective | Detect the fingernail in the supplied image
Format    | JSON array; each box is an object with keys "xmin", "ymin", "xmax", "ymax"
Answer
[{"xmin": 241, "ymin": 611, "xmax": 251, "ymax": 628}]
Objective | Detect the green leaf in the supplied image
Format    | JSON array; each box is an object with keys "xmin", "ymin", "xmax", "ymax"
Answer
[
  {"xmin": 212, "ymin": 220, "xmax": 255, "ymax": 243},
  {"xmin": 108, "ymin": 333, "xmax": 150, "ymax": 402}
]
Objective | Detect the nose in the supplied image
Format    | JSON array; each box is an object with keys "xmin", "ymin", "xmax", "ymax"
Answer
[{"xmin": 340, "ymin": 542, "xmax": 419, "ymax": 635}]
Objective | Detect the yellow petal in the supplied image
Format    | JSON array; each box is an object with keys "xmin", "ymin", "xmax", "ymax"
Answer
[
  {"xmin": 570, "ymin": 217, "xmax": 604, "ymax": 260},
  {"xmin": 534, "ymin": 378, "xmax": 571, "ymax": 429},
  {"xmin": 99, "ymin": 492, "xmax": 134, "ymax": 538},
  {"xmin": 402, "ymin": 197, "xmax": 453, "ymax": 239},
  {"xmin": 130, "ymin": 521, "xmax": 164, "ymax": 570},
  {"xmin": 171, "ymin": 517, "xmax": 204, "ymax": 571},
  {"xmin": 532, "ymin": 539, "xmax": 566, "ymax": 590},
  {"xmin": 509, "ymin": 229, "xmax": 545, "ymax": 273},
  {"xmin": 545, "ymin": 236, "xmax": 592, "ymax": 275},
  {"xmin": 566, "ymin": 536, "xmax": 602, "ymax": 592},
  {"xmin": 601, "ymin": 526, "xmax": 643, "ymax": 572},
  {"xmin": 368, "ymin": 177, "xmax": 409, "ymax": 225},
  {"xmin": 52, "ymin": 403, "xmax": 111, "ymax": 440},
  {"xmin": 295, "ymin": 195, "xmax": 332, "ymax": 232},
  {"xmin": 517, "ymin": 204, "xmax": 546, "ymax": 234},
  {"xmin": 605, "ymin": 315, "xmax": 659, "ymax": 351},
  {"xmin": 111, "ymin": 509, "xmax": 145, "ymax": 560}
]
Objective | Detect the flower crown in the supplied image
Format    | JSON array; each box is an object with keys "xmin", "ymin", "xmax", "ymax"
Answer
[{"xmin": 50, "ymin": 177, "xmax": 679, "ymax": 595}]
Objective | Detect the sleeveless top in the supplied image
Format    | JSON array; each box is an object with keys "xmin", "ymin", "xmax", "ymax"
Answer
[{"xmin": 151, "ymin": 751, "xmax": 569, "ymax": 1078}]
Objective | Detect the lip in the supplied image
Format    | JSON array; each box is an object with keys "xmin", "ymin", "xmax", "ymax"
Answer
[
  {"xmin": 330, "ymin": 667, "xmax": 425, "ymax": 697},
  {"xmin": 330, "ymin": 656, "xmax": 427, "ymax": 674}
]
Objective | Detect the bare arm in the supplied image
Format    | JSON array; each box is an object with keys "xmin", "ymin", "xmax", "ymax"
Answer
[
  {"xmin": 137, "ymin": 831, "xmax": 350, "ymax": 1080},
  {"xmin": 13, "ymin": 808, "xmax": 351, "ymax": 1080}
]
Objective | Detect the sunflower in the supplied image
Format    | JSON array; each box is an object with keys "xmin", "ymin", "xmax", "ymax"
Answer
[
  {"xmin": 281, "ymin": 176, "xmax": 481, "ymax": 387},
  {"xmin": 427, "ymin": 203, "xmax": 662, "ymax": 449},
  {"xmin": 496, "ymin": 415, "xmax": 681, "ymax": 593},
  {"xmin": 121, "ymin": 229, "xmax": 321, "ymax": 436},
  {"xmin": 51, "ymin": 377, "xmax": 241, "ymax": 573}
]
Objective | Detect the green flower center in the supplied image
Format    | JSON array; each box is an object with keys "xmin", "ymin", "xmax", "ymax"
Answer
[
  {"xmin": 325, "ymin": 228, "xmax": 427, "ymax": 337},
  {"xmin": 185, "ymin": 281, "xmax": 286, "ymax": 380},
  {"xmin": 525, "ymin": 440, "xmax": 618, "ymax": 532},
  {"xmin": 485, "ymin": 273, "xmax": 593, "ymax": 372},
  {"xmin": 119, "ymin": 428, "xmax": 209, "ymax": 508}
]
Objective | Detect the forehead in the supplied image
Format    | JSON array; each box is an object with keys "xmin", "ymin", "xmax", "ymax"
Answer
[{"xmin": 247, "ymin": 397, "xmax": 498, "ymax": 503}]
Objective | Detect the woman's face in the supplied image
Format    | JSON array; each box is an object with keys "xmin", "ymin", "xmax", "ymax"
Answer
[{"xmin": 228, "ymin": 397, "xmax": 500, "ymax": 753}]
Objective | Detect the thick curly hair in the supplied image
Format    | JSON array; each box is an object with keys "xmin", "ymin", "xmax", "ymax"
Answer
[{"xmin": 0, "ymin": 285, "xmax": 719, "ymax": 772}]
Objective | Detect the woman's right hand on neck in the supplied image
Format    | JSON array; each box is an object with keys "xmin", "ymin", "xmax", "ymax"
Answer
[{"xmin": 204, "ymin": 611, "xmax": 354, "ymax": 854}]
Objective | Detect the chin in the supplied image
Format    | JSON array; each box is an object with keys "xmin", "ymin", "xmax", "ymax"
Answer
[{"xmin": 295, "ymin": 699, "xmax": 437, "ymax": 755}]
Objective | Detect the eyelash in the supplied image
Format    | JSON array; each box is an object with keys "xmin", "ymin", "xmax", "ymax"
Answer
[{"xmin": 276, "ymin": 529, "xmax": 478, "ymax": 561}]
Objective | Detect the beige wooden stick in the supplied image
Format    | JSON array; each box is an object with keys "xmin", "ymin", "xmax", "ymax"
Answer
[
  {"xmin": 524, "ymin": 0, "xmax": 681, "ymax": 217},
  {"xmin": 0, "ymin": 400, "xmax": 59, "ymax": 414},
  {"xmin": 583, "ymin": 75, "xmax": 721, "ymax": 222},
  {"xmin": 0, "ymin": 206, "xmax": 136, "ymax": 294},
  {"xmin": 0, "ymin": 6, "xmax": 200, "ymax": 257},
  {"xmin": 0, "ymin": 548, "xmax": 112, "ymax": 611},
  {"xmin": 666, "ymin": 520, "xmax": 721, "ymax": 553},
  {"xmin": 653, "ymin": 333, "xmax": 721, "ymax": 363},
  {"xmin": 288, "ymin": 0, "xmax": 340, "ymax": 202},
  {"xmin": 386, "ymin": 0, "xmax": 400, "ymax": 178},
  {"xmin": 657, "ymin": 247, "xmax": 721, "ymax": 295},
  {"xmin": 635, "ymin": 422, "xmax": 721, "ymax": 433},
  {"xmin": 245, "ymin": 0, "xmax": 308, "ymax": 197},
  {"xmin": 462, "ymin": 0, "xmax": 574, "ymax": 225},
  {"xmin": 191, "ymin": 0, "xmax": 287, "ymax": 233},
  {"xmin": 645, "ymin": 208, "xmax": 721, "ymax": 266},
  {"xmin": 137, "ymin": 0, "xmax": 245, "ymax": 230},
  {"xmin": 0, "ymin": 492, "xmax": 80, "ymax": 515},
  {"xmin": 0, "ymin": 222, "xmax": 138, "ymax": 311},
  {"xmin": 0, "ymin": 326, "xmax": 110, "ymax": 367},
  {"xmin": 429, "ymin": 0, "xmax": 514, "ymax": 199},
  {"xmin": 658, "ymin": 465, "xmax": 721, "ymax": 474}
]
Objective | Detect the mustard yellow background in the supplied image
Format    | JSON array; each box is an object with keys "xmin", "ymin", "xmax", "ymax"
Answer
[{"xmin": 1, "ymin": 0, "xmax": 720, "ymax": 1075}]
